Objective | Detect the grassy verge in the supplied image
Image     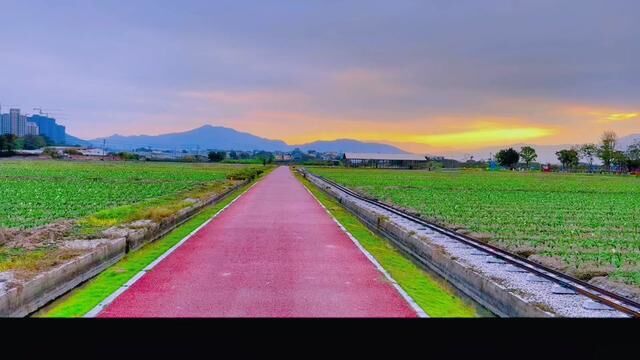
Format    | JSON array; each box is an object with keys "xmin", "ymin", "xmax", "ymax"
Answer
[
  {"xmin": 296, "ymin": 171, "xmax": 479, "ymax": 317},
  {"xmin": 0, "ymin": 247, "xmax": 83, "ymax": 274},
  {"xmin": 36, "ymin": 181, "xmax": 256, "ymax": 318},
  {"xmin": 75, "ymin": 180, "xmax": 238, "ymax": 236}
]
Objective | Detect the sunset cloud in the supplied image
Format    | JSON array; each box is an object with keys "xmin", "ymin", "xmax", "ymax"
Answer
[
  {"xmin": 1, "ymin": 1, "xmax": 638, "ymax": 151},
  {"xmin": 407, "ymin": 127, "xmax": 555, "ymax": 147},
  {"xmin": 599, "ymin": 113, "xmax": 638, "ymax": 123}
]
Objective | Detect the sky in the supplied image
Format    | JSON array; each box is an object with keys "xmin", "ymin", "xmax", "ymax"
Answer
[{"xmin": 1, "ymin": 0, "xmax": 639, "ymax": 153}]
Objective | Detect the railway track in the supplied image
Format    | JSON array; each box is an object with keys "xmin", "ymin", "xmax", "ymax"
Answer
[{"xmin": 302, "ymin": 169, "xmax": 640, "ymax": 318}]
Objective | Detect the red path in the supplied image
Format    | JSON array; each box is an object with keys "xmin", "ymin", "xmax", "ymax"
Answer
[{"xmin": 99, "ymin": 166, "xmax": 418, "ymax": 317}]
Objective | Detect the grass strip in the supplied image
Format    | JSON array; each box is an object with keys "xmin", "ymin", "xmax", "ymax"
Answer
[
  {"xmin": 296, "ymin": 171, "xmax": 479, "ymax": 318},
  {"xmin": 37, "ymin": 182, "xmax": 255, "ymax": 318}
]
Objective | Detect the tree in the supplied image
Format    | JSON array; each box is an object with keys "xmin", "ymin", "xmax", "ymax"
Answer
[
  {"xmin": 64, "ymin": 148, "xmax": 83, "ymax": 155},
  {"xmin": 22, "ymin": 135, "xmax": 47, "ymax": 150},
  {"xmin": 597, "ymin": 131, "xmax": 617, "ymax": 172},
  {"xmin": 519, "ymin": 146, "xmax": 537, "ymax": 169},
  {"xmin": 43, "ymin": 147, "xmax": 62, "ymax": 159},
  {"xmin": 40, "ymin": 135, "xmax": 56, "ymax": 146},
  {"xmin": 229, "ymin": 151, "xmax": 238, "ymax": 160},
  {"xmin": 579, "ymin": 143, "xmax": 598, "ymax": 172},
  {"xmin": 0, "ymin": 134, "xmax": 17, "ymax": 153},
  {"xmin": 495, "ymin": 148, "xmax": 520, "ymax": 169},
  {"xmin": 208, "ymin": 151, "xmax": 226, "ymax": 162},
  {"xmin": 117, "ymin": 152, "xmax": 140, "ymax": 161},
  {"xmin": 627, "ymin": 141, "xmax": 640, "ymax": 160},
  {"xmin": 627, "ymin": 141, "xmax": 640, "ymax": 171},
  {"xmin": 255, "ymin": 151, "xmax": 274, "ymax": 166},
  {"xmin": 611, "ymin": 151, "xmax": 628, "ymax": 172},
  {"xmin": 556, "ymin": 149, "xmax": 579, "ymax": 170}
]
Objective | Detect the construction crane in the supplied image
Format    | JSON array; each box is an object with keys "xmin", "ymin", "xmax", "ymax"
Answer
[
  {"xmin": 33, "ymin": 108, "xmax": 64, "ymax": 117},
  {"xmin": 33, "ymin": 108, "xmax": 49, "ymax": 117}
]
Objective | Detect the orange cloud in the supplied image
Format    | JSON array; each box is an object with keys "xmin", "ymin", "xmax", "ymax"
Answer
[
  {"xmin": 406, "ymin": 127, "xmax": 554, "ymax": 147},
  {"xmin": 561, "ymin": 104, "xmax": 638, "ymax": 124},
  {"xmin": 219, "ymin": 111, "xmax": 556, "ymax": 151},
  {"xmin": 598, "ymin": 113, "xmax": 638, "ymax": 123}
]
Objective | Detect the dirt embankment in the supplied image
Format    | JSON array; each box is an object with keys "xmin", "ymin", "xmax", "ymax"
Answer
[{"xmin": 0, "ymin": 221, "xmax": 75, "ymax": 250}]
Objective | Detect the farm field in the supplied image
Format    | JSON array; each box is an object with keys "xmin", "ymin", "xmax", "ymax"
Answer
[
  {"xmin": 0, "ymin": 160, "xmax": 258, "ymax": 275},
  {"xmin": 308, "ymin": 167, "xmax": 640, "ymax": 287},
  {"xmin": 0, "ymin": 160, "xmax": 242, "ymax": 229}
]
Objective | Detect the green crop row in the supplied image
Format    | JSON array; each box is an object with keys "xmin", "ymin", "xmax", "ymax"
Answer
[
  {"xmin": 0, "ymin": 160, "xmax": 245, "ymax": 229},
  {"xmin": 309, "ymin": 168, "xmax": 640, "ymax": 286}
]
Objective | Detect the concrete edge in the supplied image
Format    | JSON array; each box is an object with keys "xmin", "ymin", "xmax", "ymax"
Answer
[
  {"xmin": 0, "ymin": 238, "xmax": 126, "ymax": 317},
  {"xmin": 304, "ymin": 171, "xmax": 553, "ymax": 318},
  {"xmin": 0, "ymin": 178, "xmax": 254, "ymax": 318}
]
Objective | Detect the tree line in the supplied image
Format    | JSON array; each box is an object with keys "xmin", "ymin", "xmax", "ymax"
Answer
[
  {"xmin": 208, "ymin": 150, "xmax": 274, "ymax": 165},
  {"xmin": 495, "ymin": 131, "xmax": 640, "ymax": 172},
  {"xmin": 0, "ymin": 134, "xmax": 55, "ymax": 155}
]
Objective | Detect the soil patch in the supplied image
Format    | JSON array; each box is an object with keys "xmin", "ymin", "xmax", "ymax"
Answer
[
  {"xmin": 589, "ymin": 277, "xmax": 640, "ymax": 303},
  {"xmin": 0, "ymin": 221, "xmax": 75, "ymax": 250}
]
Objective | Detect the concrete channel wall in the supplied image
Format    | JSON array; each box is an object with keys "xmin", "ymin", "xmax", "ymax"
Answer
[
  {"xmin": 305, "ymin": 172, "xmax": 552, "ymax": 317},
  {"xmin": 0, "ymin": 179, "xmax": 250, "ymax": 317}
]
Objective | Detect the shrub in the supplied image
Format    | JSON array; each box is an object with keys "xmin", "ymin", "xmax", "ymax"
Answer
[
  {"xmin": 43, "ymin": 148, "xmax": 63, "ymax": 159},
  {"xmin": 226, "ymin": 167, "xmax": 264, "ymax": 181},
  {"xmin": 64, "ymin": 148, "xmax": 83, "ymax": 155},
  {"xmin": 117, "ymin": 152, "xmax": 140, "ymax": 161}
]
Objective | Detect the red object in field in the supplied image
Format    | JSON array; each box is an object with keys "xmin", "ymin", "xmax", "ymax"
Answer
[
  {"xmin": 542, "ymin": 164, "xmax": 552, "ymax": 172},
  {"xmin": 98, "ymin": 166, "xmax": 418, "ymax": 318}
]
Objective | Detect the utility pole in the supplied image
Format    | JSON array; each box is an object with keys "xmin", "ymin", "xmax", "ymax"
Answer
[{"xmin": 102, "ymin": 139, "xmax": 106, "ymax": 158}]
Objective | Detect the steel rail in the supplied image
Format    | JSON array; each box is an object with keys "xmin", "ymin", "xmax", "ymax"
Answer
[{"xmin": 304, "ymin": 170, "xmax": 640, "ymax": 318}]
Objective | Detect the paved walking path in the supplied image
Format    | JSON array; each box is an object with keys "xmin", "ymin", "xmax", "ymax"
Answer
[{"xmin": 99, "ymin": 166, "xmax": 417, "ymax": 317}]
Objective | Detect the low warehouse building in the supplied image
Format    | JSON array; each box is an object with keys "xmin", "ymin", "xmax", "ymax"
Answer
[{"xmin": 343, "ymin": 152, "xmax": 429, "ymax": 169}]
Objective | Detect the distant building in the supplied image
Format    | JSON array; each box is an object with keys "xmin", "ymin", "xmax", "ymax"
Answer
[
  {"xmin": 28, "ymin": 114, "xmax": 66, "ymax": 144},
  {"xmin": 9, "ymin": 109, "xmax": 20, "ymax": 136},
  {"xmin": 26, "ymin": 122, "xmax": 39, "ymax": 136},
  {"xmin": 343, "ymin": 152, "xmax": 429, "ymax": 169},
  {"xmin": 79, "ymin": 148, "xmax": 106, "ymax": 156},
  {"xmin": 0, "ymin": 114, "xmax": 10, "ymax": 135},
  {"xmin": 275, "ymin": 154, "xmax": 292, "ymax": 161},
  {"xmin": 0, "ymin": 109, "xmax": 29, "ymax": 136},
  {"xmin": 17, "ymin": 115, "xmax": 27, "ymax": 136}
]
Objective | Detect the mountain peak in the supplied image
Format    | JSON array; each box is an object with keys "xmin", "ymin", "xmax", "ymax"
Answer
[{"xmin": 82, "ymin": 124, "xmax": 407, "ymax": 153}]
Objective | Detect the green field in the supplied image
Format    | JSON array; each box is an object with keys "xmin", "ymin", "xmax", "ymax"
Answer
[
  {"xmin": 308, "ymin": 167, "xmax": 640, "ymax": 286},
  {"xmin": 0, "ymin": 160, "xmax": 243, "ymax": 229},
  {"xmin": 0, "ymin": 160, "xmax": 257, "ymax": 275}
]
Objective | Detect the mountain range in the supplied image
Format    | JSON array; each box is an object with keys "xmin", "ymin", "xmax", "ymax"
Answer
[
  {"xmin": 65, "ymin": 125, "xmax": 639, "ymax": 163},
  {"xmin": 67, "ymin": 125, "xmax": 407, "ymax": 154}
]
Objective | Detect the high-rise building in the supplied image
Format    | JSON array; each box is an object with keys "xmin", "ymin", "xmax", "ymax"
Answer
[
  {"xmin": 9, "ymin": 108, "xmax": 20, "ymax": 135},
  {"xmin": 55, "ymin": 124, "xmax": 66, "ymax": 144},
  {"xmin": 28, "ymin": 114, "xmax": 66, "ymax": 144},
  {"xmin": 0, "ymin": 114, "xmax": 10, "ymax": 135},
  {"xmin": 17, "ymin": 115, "xmax": 27, "ymax": 137},
  {"xmin": 26, "ymin": 122, "xmax": 39, "ymax": 136}
]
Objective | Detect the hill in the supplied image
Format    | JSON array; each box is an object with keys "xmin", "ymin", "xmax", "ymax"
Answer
[
  {"xmin": 87, "ymin": 125, "xmax": 288, "ymax": 151},
  {"xmin": 81, "ymin": 125, "xmax": 407, "ymax": 153},
  {"xmin": 295, "ymin": 139, "xmax": 406, "ymax": 154}
]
